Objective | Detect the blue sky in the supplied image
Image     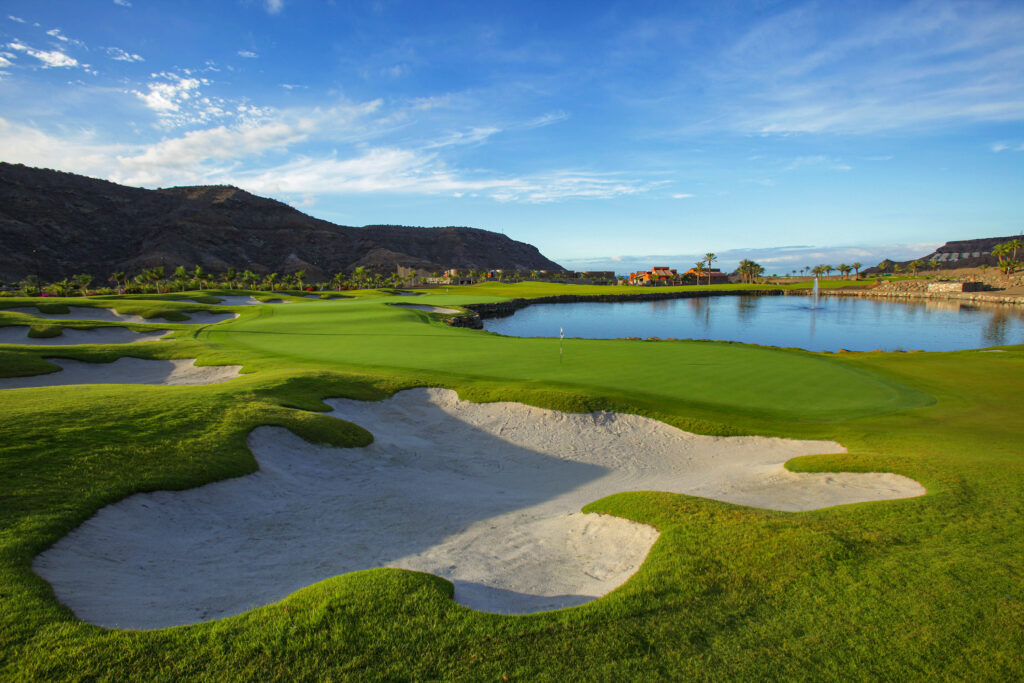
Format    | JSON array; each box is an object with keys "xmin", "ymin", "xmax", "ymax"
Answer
[{"xmin": 1, "ymin": 0, "xmax": 1022, "ymax": 274}]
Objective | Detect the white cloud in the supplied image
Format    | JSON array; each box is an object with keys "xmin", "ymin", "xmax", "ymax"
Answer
[
  {"xmin": 410, "ymin": 95, "xmax": 453, "ymax": 111},
  {"xmin": 7, "ymin": 41, "xmax": 79, "ymax": 68},
  {"xmin": 266, "ymin": 0, "xmax": 283, "ymax": 14},
  {"xmin": 672, "ymin": 193, "xmax": 694, "ymax": 199},
  {"xmin": 784, "ymin": 155, "xmax": 852, "ymax": 172},
  {"xmin": 0, "ymin": 55, "xmax": 11, "ymax": 68},
  {"xmin": 521, "ymin": 111, "xmax": 569, "ymax": 129},
  {"xmin": 229, "ymin": 150, "xmax": 657, "ymax": 203},
  {"xmin": 133, "ymin": 71, "xmax": 202, "ymax": 112},
  {"xmin": 0, "ymin": 118, "xmax": 127, "ymax": 178},
  {"xmin": 0, "ymin": 90, "xmax": 653, "ymax": 204},
  {"xmin": 115, "ymin": 118, "xmax": 317, "ymax": 184},
  {"xmin": 107, "ymin": 47, "xmax": 144, "ymax": 62},
  {"xmin": 237, "ymin": 50, "xmax": 258, "ymax": 59},
  {"xmin": 8, "ymin": 15, "xmax": 26, "ymax": 23},
  {"xmin": 424, "ymin": 126, "xmax": 501, "ymax": 149},
  {"xmin": 713, "ymin": 1, "xmax": 1024, "ymax": 134},
  {"xmin": 113, "ymin": 0, "xmax": 132, "ymax": 6},
  {"xmin": 380, "ymin": 64, "xmax": 409, "ymax": 78},
  {"xmin": 44, "ymin": 28, "xmax": 85, "ymax": 48}
]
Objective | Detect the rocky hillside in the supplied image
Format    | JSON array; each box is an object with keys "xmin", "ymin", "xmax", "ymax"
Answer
[
  {"xmin": 864, "ymin": 234, "xmax": 1023, "ymax": 274},
  {"xmin": 0, "ymin": 163, "xmax": 563, "ymax": 282}
]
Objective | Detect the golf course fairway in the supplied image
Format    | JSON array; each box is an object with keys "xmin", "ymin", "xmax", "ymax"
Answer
[{"xmin": 0, "ymin": 285, "xmax": 1021, "ymax": 680}]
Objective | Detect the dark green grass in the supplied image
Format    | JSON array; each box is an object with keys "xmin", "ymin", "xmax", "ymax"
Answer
[{"xmin": 0, "ymin": 287, "xmax": 1021, "ymax": 680}]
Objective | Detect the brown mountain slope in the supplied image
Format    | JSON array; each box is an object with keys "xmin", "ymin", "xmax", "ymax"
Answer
[
  {"xmin": 0, "ymin": 163, "xmax": 563, "ymax": 282},
  {"xmin": 863, "ymin": 234, "xmax": 1024, "ymax": 274}
]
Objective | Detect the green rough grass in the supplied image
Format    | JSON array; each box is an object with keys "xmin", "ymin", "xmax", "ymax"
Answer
[{"xmin": 0, "ymin": 285, "xmax": 1021, "ymax": 680}]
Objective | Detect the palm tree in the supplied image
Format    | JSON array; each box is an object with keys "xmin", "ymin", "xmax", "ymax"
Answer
[
  {"xmin": 225, "ymin": 267, "xmax": 237, "ymax": 289},
  {"xmin": 73, "ymin": 273, "xmax": 93, "ymax": 296},
  {"xmin": 192, "ymin": 265, "xmax": 206, "ymax": 291},
  {"xmin": 108, "ymin": 271, "xmax": 126, "ymax": 294},
  {"xmin": 739, "ymin": 259, "xmax": 765, "ymax": 283},
  {"xmin": 693, "ymin": 260, "xmax": 705, "ymax": 285},
  {"xmin": 173, "ymin": 266, "xmax": 189, "ymax": 292},
  {"xmin": 1001, "ymin": 238, "xmax": 1022, "ymax": 260},
  {"xmin": 909, "ymin": 259, "xmax": 924, "ymax": 276},
  {"xmin": 852, "ymin": 262, "xmax": 862, "ymax": 278},
  {"xmin": 838, "ymin": 264, "xmax": 851, "ymax": 280},
  {"xmin": 294, "ymin": 269, "xmax": 307, "ymax": 291},
  {"xmin": 265, "ymin": 272, "xmax": 279, "ymax": 291},
  {"xmin": 704, "ymin": 253, "xmax": 717, "ymax": 285},
  {"xmin": 352, "ymin": 266, "xmax": 367, "ymax": 288},
  {"xmin": 928, "ymin": 258, "xmax": 940, "ymax": 272},
  {"xmin": 240, "ymin": 270, "xmax": 257, "ymax": 290},
  {"xmin": 131, "ymin": 272, "xmax": 147, "ymax": 293},
  {"xmin": 150, "ymin": 266, "xmax": 165, "ymax": 293},
  {"xmin": 18, "ymin": 274, "xmax": 40, "ymax": 296},
  {"xmin": 45, "ymin": 279, "xmax": 71, "ymax": 297}
]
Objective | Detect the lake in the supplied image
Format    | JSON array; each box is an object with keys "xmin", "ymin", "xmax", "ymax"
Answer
[{"xmin": 482, "ymin": 294, "xmax": 1024, "ymax": 352}]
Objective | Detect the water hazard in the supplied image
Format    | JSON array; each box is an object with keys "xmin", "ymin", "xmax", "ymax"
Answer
[{"xmin": 482, "ymin": 294, "xmax": 1024, "ymax": 352}]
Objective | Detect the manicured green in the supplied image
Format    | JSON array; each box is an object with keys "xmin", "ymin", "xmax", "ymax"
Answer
[{"xmin": 0, "ymin": 286, "xmax": 1021, "ymax": 681}]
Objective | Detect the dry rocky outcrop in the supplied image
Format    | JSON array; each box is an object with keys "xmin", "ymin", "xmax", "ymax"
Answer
[{"xmin": 0, "ymin": 163, "xmax": 563, "ymax": 281}]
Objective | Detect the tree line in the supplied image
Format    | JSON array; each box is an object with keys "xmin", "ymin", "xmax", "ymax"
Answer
[{"xmin": 4, "ymin": 265, "xmax": 561, "ymax": 297}]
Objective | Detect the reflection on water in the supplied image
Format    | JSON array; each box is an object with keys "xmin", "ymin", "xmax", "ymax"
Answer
[
  {"xmin": 736, "ymin": 296, "xmax": 761, "ymax": 324},
  {"xmin": 483, "ymin": 295, "xmax": 1024, "ymax": 352},
  {"xmin": 984, "ymin": 310, "xmax": 1011, "ymax": 346}
]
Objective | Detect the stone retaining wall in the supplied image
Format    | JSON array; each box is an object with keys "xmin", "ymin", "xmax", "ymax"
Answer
[{"xmin": 791, "ymin": 287, "xmax": 1024, "ymax": 306}]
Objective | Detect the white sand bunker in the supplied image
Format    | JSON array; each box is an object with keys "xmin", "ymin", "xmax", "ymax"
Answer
[
  {"xmin": 0, "ymin": 358, "xmax": 241, "ymax": 390},
  {"xmin": 35, "ymin": 388, "xmax": 924, "ymax": 630},
  {"xmin": 392, "ymin": 303, "xmax": 461, "ymax": 314},
  {"xmin": 0, "ymin": 326, "xmax": 169, "ymax": 345},
  {"xmin": 5, "ymin": 306, "xmax": 239, "ymax": 324}
]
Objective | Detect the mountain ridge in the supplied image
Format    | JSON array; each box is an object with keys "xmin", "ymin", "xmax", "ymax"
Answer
[{"xmin": 0, "ymin": 163, "xmax": 564, "ymax": 282}]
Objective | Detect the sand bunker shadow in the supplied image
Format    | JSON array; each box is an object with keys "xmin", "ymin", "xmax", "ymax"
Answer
[
  {"xmin": 5, "ymin": 307, "xmax": 238, "ymax": 324},
  {"xmin": 0, "ymin": 326, "xmax": 169, "ymax": 345},
  {"xmin": 34, "ymin": 388, "xmax": 925, "ymax": 630},
  {"xmin": 0, "ymin": 358, "xmax": 241, "ymax": 390}
]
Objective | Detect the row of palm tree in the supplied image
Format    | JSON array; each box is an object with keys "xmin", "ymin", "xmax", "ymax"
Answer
[
  {"xmin": 8, "ymin": 264, "xmax": 561, "ymax": 297},
  {"xmin": 804, "ymin": 262, "xmax": 864, "ymax": 279},
  {"xmin": 793, "ymin": 263, "xmax": 863, "ymax": 279},
  {"xmin": 736, "ymin": 259, "xmax": 765, "ymax": 283}
]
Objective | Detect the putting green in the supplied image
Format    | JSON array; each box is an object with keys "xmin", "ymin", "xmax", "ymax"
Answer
[
  {"xmin": 204, "ymin": 295, "xmax": 931, "ymax": 421},
  {"xmin": 1, "ymin": 286, "xmax": 1021, "ymax": 680}
]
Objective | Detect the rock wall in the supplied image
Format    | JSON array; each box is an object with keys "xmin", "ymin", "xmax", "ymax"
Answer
[{"xmin": 797, "ymin": 280, "xmax": 1024, "ymax": 306}]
